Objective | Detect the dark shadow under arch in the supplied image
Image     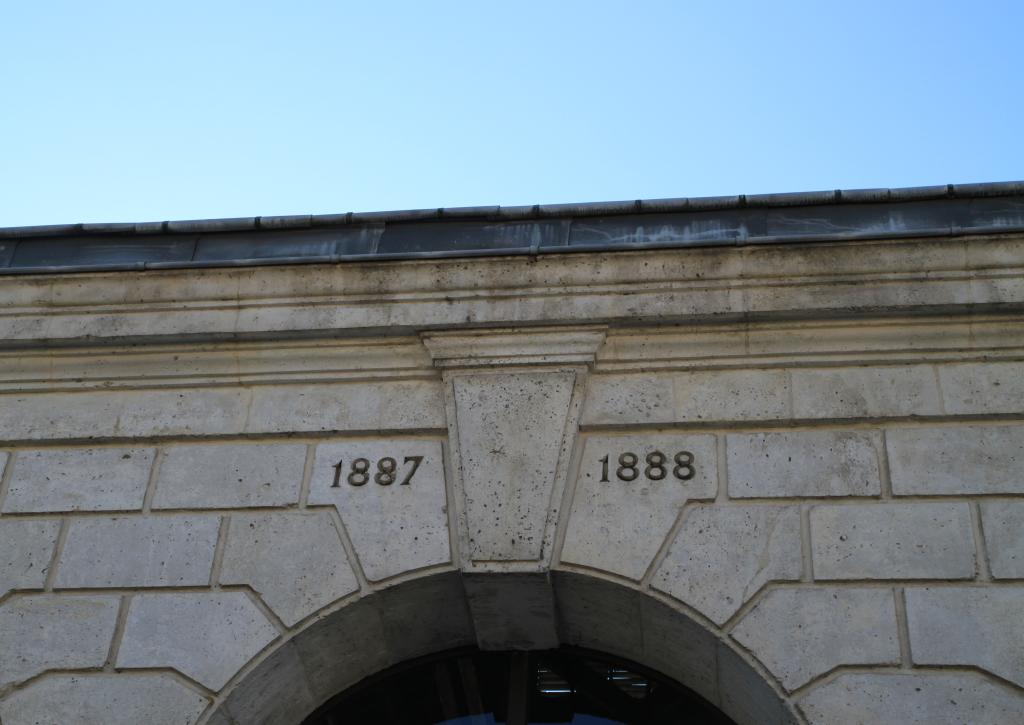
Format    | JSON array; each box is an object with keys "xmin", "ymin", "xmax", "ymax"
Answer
[
  {"xmin": 302, "ymin": 645, "xmax": 736, "ymax": 724},
  {"xmin": 211, "ymin": 571, "xmax": 797, "ymax": 725}
]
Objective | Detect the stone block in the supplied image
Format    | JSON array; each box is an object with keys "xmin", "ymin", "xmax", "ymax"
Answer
[
  {"xmin": 0, "ymin": 595, "xmax": 120, "ymax": 688},
  {"xmin": 0, "ymin": 519, "xmax": 61, "ymax": 598},
  {"xmin": 218, "ymin": 642, "xmax": 318, "ymax": 725},
  {"xmin": 940, "ymin": 361, "xmax": 1024, "ymax": 415},
  {"xmin": 55, "ymin": 516, "xmax": 219, "ymax": 588},
  {"xmin": 153, "ymin": 443, "xmax": 305, "ymax": 509},
  {"xmin": 906, "ymin": 586, "xmax": 1024, "ymax": 687},
  {"xmin": 463, "ymin": 573, "xmax": 558, "ymax": 650},
  {"xmin": 640, "ymin": 596, "xmax": 720, "ymax": 706},
  {"xmin": 453, "ymin": 372, "xmax": 574, "ymax": 562},
  {"xmin": 580, "ymin": 374, "xmax": 674, "ymax": 425},
  {"xmin": 792, "ymin": 365, "xmax": 941, "ymax": 418},
  {"xmin": 673, "ymin": 369, "xmax": 791, "ymax": 422},
  {"xmin": 731, "ymin": 587, "xmax": 899, "ymax": 691},
  {"xmin": 561, "ymin": 434, "xmax": 716, "ymax": 580},
  {"xmin": 292, "ymin": 597, "xmax": 390, "ymax": 702},
  {"xmin": 798, "ymin": 671, "xmax": 1024, "ymax": 725},
  {"xmin": 0, "ymin": 673, "xmax": 209, "ymax": 725},
  {"xmin": 246, "ymin": 380, "xmax": 446, "ymax": 434},
  {"xmin": 727, "ymin": 430, "xmax": 881, "ymax": 498},
  {"xmin": 810, "ymin": 503, "xmax": 975, "ymax": 580},
  {"xmin": 220, "ymin": 512, "xmax": 359, "ymax": 626},
  {"xmin": 888, "ymin": 425, "xmax": 1024, "ymax": 494},
  {"xmin": 0, "ymin": 388, "xmax": 250, "ymax": 442},
  {"xmin": 116, "ymin": 592, "xmax": 278, "ymax": 690},
  {"xmin": 371, "ymin": 573, "xmax": 473, "ymax": 665},
  {"xmin": 551, "ymin": 571, "xmax": 643, "ymax": 660},
  {"xmin": 2, "ymin": 448, "xmax": 154, "ymax": 513},
  {"xmin": 981, "ymin": 500, "xmax": 1024, "ymax": 578},
  {"xmin": 653, "ymin": 505, "xmax": 802, "ymax": 624},
  {"xmin": 717, "ymin": 641, "xmax": 789, "ymax": 725},
  {"xmin": 308, "ymin": 440, "xmax": 450, "ymax": 581}
]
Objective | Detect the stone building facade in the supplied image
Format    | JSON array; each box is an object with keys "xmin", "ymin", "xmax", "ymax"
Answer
[{"xmin": 0, "ymin": 183, "xmax": 1022, "ymax": 724}]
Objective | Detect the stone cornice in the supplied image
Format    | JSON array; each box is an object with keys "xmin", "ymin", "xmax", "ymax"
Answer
[{"xmin": 0, "ymin": 235, "xmax": 1022, "ymax": 348}]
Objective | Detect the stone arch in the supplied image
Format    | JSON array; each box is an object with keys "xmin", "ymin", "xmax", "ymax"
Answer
[{"xmin": 207, "ymin": 570, "xmax": 797, "ymax": 725}]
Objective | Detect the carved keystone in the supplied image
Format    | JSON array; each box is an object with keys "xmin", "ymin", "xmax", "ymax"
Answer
[{"xmin": 423, "ymin": 327, "xmax": 605, "ymax": 569}]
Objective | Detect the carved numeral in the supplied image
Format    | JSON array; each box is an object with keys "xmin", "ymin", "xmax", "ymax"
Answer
[
  {"xmin": 597, "ymin": 450, "xmax": 696, "ymax": 482},
  {"xmin": 330, "ymin": 456, "xmax": 424, "ymax": 487},
  {"xmin": 401, "ymin": 456, "xmax": 423, "ymax": 486}
]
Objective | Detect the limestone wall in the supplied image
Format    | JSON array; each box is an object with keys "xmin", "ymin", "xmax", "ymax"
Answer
[{"xmin": 0, "ymin": 235, "xmax": 1022, "ymax": 724}]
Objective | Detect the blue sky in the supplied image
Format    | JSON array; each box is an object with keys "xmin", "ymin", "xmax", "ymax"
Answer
[{"xmin": 2, "ymin": 1, "xmax": 1021, "ymax": 226}]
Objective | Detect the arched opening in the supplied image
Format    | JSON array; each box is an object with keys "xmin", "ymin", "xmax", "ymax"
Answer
[
  {"xmin": 302, "ymin": 646, "xmax": 735, "ymax": 724},
  {"xmin": 212, "ymin": 571, "xmax": 794, "ymax": 725}
]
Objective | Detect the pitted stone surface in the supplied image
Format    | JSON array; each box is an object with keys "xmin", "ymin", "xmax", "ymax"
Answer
[
  {"xmin": 55, "ymin": 516, "xmax": 220, "ymax": 588},
  {"xmin": 0, "ymin": 388, "xmax": 250, "ymax": 442},
  {"xmin": 980, "ymin": 500, "xmax": 1024, "ymax": 578},
  {"xmin": 0, "ymin": 595, "xmax": 120, "ymax": 689},
  {"xmin": 2, "ymin": 448, "xmax": 154, "ymax": 513},
  {"xmin": 798, "ymin": 671, "xmax": 1024, "ymax": 725},
  {"xmin": 454, "ymin": 372, "xmax": 574, "ymax": 561},
  {"xmin": 561, "ymin": 434, "xmax": 716, "ymax": 580},
  {"xmin": 0, "ymin": 673, "xmax": 209, "ymax": 725},
  {"xmin": 309, "ymin": 440, "xmax": 449, "ymax": 581},
  {"xmin": 0, "ymin": 519, "xmax": 60, "ymax": 598},
  {"xmin": 731, "ymin": 587, "xmax": 899, "ymax": 690},
  {"xmin": 940, "ymin": 361, "xmax": 1024, "ymax": 415},
  {"xmin": 247, "ymin": 380, "xmax": 446, "ymax": 433},
  {"xmin": 888, "ymin": 425, "xmax": 1024, "ymax": 494},
  {"xmin": 906, "ymin": 586, "xmax": 1024, "ymax": 687},
  {"xmin": 810, "ymin": 503, "xmax": 975, "ymax": 580},
  {"xmin": 727, "ymin": 430, "xmax": 881, "ymax": 498},
  {"xmin": 652, "ymin": 505, "xmax": 802, "ymax": 624},
  {"xmin": 791, "ymin": 365, "xmax": 941, "ymax": 418},
  {"xmin": 673, "ymin": 370, "xmax": 791, "ymax": 422},
  {"xmin": 220, "ymin": 512, "xmax": 359, "ymax": 626},
  {"xmin": 580, "ymin": 374, "xmax": 673, "ymax": 425},
  {"xmin": 116, "ymin": 592, "xmax": 278, "ymax": 690},
  {"xmin": 581, "ymin": 370, "xmax": 791, "ymax": 425},
  {"xmin": 153, "ymin": 442, "xmax": 305, "ymax": 509}
]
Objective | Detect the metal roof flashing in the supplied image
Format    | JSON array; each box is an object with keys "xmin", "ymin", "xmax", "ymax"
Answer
[{"xmin": 1, "ymin": 182, "xmax": 1023, "ymax": 274}]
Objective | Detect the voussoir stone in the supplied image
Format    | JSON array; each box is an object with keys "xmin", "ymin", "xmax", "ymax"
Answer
[
  {"xmin": 220, "ymin": 512, "xmax": 359, "ymax": 626},
  {"xmin": 0, "ymin": 595, "xmax": 120, "ymax": 689},
  {"xmin": 0, "ymin": 519, "xmax": 61, "ymax": 598},
  {"xmin": 2, "ymin": 448, "xmax": 154, "ymax": 513},
  {"xmin": 55, "ymin": 515, "xmax": 220, "ymax": 588},
  {"xmin": 561, "ymin": 434, "xmax": 717, "ymax": 580},
  {"xmin": 981, "ymin": 500, "xmax": 1024, "ymax": 578},
  {"xmin": 798, "ymin": 671, "xmax": 1024, "ymax": 725},
  {"xmin": 153, "ymin": 442, "xmax": 306, "ymax": 509},
  {"xmin": 731, "ymin": 587, "xmax": 899, "ymax": 691},
  {"xmin": 810, "ymin": 502, "xmax": 975, "ymax": 580},
  {"xmin": 906, "ymin": 586, "xmax": 1024, "ymax": 687},
  {"xmin": 727, "ymin": 430, "xmax": 882, "ymax": 498},
  {"xmin": 116, "ymin": 592, "xmax": 278, "ymax": 690},
  {"xmin": 888, "ymin": 425, "xmax": 1024, "ymax": 495},
  {"xmin": 308, "ymin": 439, "xmax": 450, "ymax": 581},
  {"xmin": 652, "ymin": 504, "xmax": 802, "ymax": 624},
  {"xmin": 0, "ymin": 673, "xmax": 209, "ymax": 725}
]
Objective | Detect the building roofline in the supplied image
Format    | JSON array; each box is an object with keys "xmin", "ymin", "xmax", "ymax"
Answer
[{"xmin": 1, "ymin": 181, "xmax": 1023, "ymax": 275}]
